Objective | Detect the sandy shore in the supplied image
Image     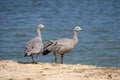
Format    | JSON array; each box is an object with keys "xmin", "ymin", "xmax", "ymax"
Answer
[{"xmin": 0, "ymin": 60, "xmax": 120, "ymax": 80}]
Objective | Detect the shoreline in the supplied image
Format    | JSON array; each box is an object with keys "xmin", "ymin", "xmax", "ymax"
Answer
[{"xmin": 0, "ymin": 60, "xmax": 120, "ymax": 80}]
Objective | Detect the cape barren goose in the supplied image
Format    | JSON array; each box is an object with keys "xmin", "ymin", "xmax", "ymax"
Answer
[
  {"xmin": 42, "ymin": 26, "xmax": 82, "ymax": 64},
  {"xmin": 24, "ymin": 24, "xmax": 44, "ymax": 63}
]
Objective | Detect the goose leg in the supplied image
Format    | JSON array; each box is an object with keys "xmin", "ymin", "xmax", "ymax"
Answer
[
  {"xmin": 54, "ymin": 52, "xmax": 57, "ymax": 63},
  {"xmin": 61, "ymin": 54, "xmax": 64, "ymax": 64},
  {"xmin": 36, "ymin": 54, "xmax": 39, "ymax": 63},
  {"xmin": 31, "ymin": 55, "xmax": 34, "ymax": 63}
]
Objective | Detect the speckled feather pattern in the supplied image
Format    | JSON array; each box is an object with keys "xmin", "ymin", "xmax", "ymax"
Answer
[
  {"xmin": 43, "ymin": 26, "xmax": 81, "ymax": 55},
  {"xmin": 24, "ymin": 25, "xmax": 44, "ymax": 56},
  {"xmin": 25, "ymin": 37, "xmax": 43, "ymax": 56}
]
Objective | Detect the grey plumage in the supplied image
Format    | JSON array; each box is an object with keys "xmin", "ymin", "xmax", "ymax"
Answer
[
  {"xmin": 24, "ymin": 24, "xmax": 44, "ymax": 63},
  {"xmin": 42, "ymin": 26, "xmax": 82, "ymax": 64}
]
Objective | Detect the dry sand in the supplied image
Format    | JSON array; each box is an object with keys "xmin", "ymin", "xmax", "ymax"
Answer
[{"xmin": 0, "ymin": 60, "xmax": 120, "ymax": 80}]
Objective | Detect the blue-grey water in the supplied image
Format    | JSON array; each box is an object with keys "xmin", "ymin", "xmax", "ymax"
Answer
[{"xmin": 0, "ymin": 0, "xmax": 120, "ymax": 67}]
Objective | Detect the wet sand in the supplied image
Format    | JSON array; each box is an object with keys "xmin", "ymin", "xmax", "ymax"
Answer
[{"xmin": 0, "ymin": 60, "xmax": 120, "ymax": 80}]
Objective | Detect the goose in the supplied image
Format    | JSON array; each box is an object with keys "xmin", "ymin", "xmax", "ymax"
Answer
[
  {"xmin": 24, "ymin": 24, "xmax": 44, "ymax": 63},
  {"xmin": 42, "ymin": 26, "xmax": 82, "ymax": 63}
]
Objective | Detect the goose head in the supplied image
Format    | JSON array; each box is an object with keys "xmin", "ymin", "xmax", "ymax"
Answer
[
  {"xmin": 38, "ymin": 24, "xmax": 44, "ymax": 29},
  {"xmin": 74, "ymin": 26, "xmax": 82, "ymax": 32}
]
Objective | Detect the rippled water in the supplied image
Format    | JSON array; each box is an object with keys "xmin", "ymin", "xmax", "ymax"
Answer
[{"xmin": 0, "ymin": 0, "xmax": 120, "ymax": 67}]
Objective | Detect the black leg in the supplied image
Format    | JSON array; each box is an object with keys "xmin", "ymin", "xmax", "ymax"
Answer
[
  {"xmin": 31, "ymin": 55, "xmax": 34, "ymax": 63},
  {"xmin": 61, "ymin": 54, "xmax": 64, "ymax": 64},
  {"xmin": 54, "ymin": 52, "xmax": 57, "ymax": 63},
  {"xmin": 36, "ymin": 54, "xmax": 39, "ymax": 63}
]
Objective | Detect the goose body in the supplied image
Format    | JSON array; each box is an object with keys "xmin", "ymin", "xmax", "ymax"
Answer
[
  {"xmin": 24, "ymin": 24, "xmax": 44, "ymax": 63},
  {"xmin": 43, "ymin": 26, "xmax": 82, "ymax": 63}
]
